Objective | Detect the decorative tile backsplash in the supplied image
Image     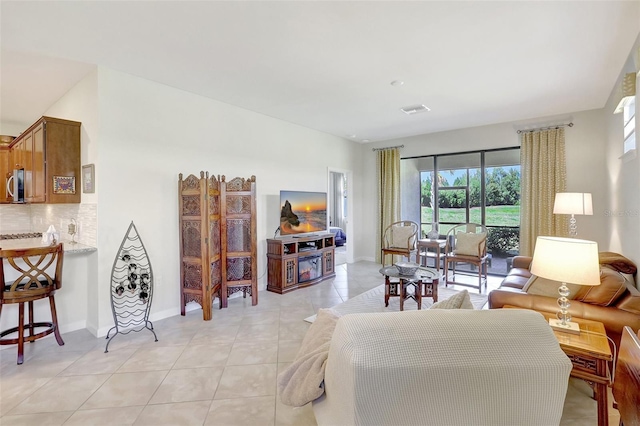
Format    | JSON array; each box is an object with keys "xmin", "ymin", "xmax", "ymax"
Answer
[{"xmin": 0, "ymin": 203, "xmax": 97, "ymax": 247}]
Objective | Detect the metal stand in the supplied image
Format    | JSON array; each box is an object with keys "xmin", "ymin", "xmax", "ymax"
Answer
[{"xmin": 105, "ymin": 221, "xmax": 158, "ymax": 352}]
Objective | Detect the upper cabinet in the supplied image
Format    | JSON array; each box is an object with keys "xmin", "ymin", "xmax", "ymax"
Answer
[{"xmin": 7, "ymin": 117, "xmax": 81, "ymax": 204}]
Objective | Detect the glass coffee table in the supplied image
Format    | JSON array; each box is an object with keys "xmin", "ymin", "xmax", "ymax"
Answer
[{"xmin": 379, "ymin": 265, "xmax": 440, "ymax": 310}]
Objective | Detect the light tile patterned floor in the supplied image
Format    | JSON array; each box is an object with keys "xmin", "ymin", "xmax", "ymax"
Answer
[{"xmin": 0, "ymin": 261, "xmax": 617, "ymax": 425}]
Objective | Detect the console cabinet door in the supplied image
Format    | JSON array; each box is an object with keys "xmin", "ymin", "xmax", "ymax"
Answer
[
  {"xmin": 323, "ymin": 250, "xmax": 334, "ymax": 275},
  {"xmin": 283, "ymin": 257, "xmax": 298, "ymax": 287}
]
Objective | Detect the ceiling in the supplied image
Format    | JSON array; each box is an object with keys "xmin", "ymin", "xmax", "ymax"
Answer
[{"xmin": 1, "ymin": 1, "xmax": 639, "ymax": 142}]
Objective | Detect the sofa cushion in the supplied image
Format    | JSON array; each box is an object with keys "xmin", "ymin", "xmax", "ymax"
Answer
[
  {"xmin": 617, "ymin": 285, "xmax": 640, "ymax": 315},
  {"xmin": 430, "ymin": 289, "xmax": 474, "ymax": 309},
  {"xmin": 574, "ymin": 266, "xmax": 628, "ymax": 307},
  {"xmin": 523, "ymin": 275, "xmax": 582, "ymax": 299},
  {"xmin": 454, "ymin": 232, "xmax": 486, "ymax": 256},
  {"xmin": 500, "ymin": 267, "xmax": 532, "ymax": 290}
]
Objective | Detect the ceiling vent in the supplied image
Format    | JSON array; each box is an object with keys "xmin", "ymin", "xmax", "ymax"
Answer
[{"xmin": 400, "ymin": 104, "xmax": 431, "ymax": 115}]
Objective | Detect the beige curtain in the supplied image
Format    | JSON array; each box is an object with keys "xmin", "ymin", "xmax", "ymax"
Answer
[
  {"xmin": 520, "ymin": 128, "xmax": 568, "ymax": 256},
  {"xmin": 376, "ymin": 148, "xmax": 401, "ymax": 263}
]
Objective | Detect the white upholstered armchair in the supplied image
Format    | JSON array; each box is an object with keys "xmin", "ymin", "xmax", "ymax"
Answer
[{"xmin": 313, "ymin": 309, "xmax": 572, "ymax": 426}]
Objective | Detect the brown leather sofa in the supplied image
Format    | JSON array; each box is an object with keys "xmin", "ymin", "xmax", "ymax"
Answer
[{"xmin": 489, "ymin": 255, "xmax": 640, "ymax": 348}]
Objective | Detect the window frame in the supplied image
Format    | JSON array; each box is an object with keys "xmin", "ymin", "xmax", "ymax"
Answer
[{"xmin": 623, "ymin": 96, "xmax": 636, "ymax": 155}]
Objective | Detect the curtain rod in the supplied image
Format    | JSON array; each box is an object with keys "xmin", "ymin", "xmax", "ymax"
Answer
[
  {"xmin": 372, "ymin": 144, "xmax": 404, "ymax": 152},
  {"xmin": 516, "ymin": 122, "xmax": 573, "ymax": 134}
]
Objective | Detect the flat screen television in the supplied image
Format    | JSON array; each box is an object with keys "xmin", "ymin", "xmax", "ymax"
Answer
[{"xmin": 280, "ymin": 190, "xmax": 328, "ymax": 236}]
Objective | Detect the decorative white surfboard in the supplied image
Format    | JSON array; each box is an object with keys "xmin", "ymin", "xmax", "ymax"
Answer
[{"xmin": 105, "ymin": 221, "xmax": 157, "ymax": 352}]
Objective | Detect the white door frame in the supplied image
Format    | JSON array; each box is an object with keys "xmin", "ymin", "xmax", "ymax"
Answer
[{"xmin": 327, "ymin": 167, "xmax": 354, "ymax": 263}]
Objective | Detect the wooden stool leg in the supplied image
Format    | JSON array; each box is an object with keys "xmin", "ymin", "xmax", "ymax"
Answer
[
  {"xmin": 28, "ymin": 301, "xmax": 35, "ymax": 341},
  {"xmin": 49, "ymin": 296, "xmax": 64, "ymax": 346},
  {"xmin": 17, "ymin": 302, "xmax": 25, "ymax": 365}
]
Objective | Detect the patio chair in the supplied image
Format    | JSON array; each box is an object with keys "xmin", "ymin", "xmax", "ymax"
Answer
[
  {"xmin": 443, "ymin": 223, "xmax": 488, "ymax": 292},
  {"xmin": 381, "ymin": 221, "xmax": 418, "ymax": 266}
]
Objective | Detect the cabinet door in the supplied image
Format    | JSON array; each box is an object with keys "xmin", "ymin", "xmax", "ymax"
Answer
[
  {"xmin": 323, "ymin": 250, "xmax": 334, "ymax": 275},
  {"xmin": 283, "ymin": 257, "xmax": 298, "ymax": 287},
  {"xmin": 23, "ymin": 131, "xmax": 33, "ymax": 200},
  {"xmin": 30, "ymin": 123, "xmax": 45, "ymax": 202},
  {"xmin": 0, "ymin": 148, "xmax": 9, "ymax": 202},
  {"xmin": 11, "ymin": 137, "xmax": 26, "ymax": 170}
]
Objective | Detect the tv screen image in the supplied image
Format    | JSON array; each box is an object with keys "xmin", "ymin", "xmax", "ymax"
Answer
[{"xmin": 280, "ymin": 191, "xmax": 327, "ymax": 236}]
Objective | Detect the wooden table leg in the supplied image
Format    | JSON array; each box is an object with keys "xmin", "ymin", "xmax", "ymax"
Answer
[
  {"xmin": 415, "ymin": 281, "xmax": 422, "ymax": 310},
  {"xmin": 399, "ymin": 279, "xmax": 405, "ymax": 311},
  {"xmin": 384, "ymin": 276, "xmax": 390, "ymax": 307},
  {"xmin": 595, "ymin": 381, "xmax": 608, "ymax": 426},
  {"xmin": 433, "ymin": 277, "xmax": 439, "ymax": 302}
]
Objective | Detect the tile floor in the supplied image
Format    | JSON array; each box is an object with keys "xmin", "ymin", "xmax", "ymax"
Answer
[{"xmin": 0, "ymin": 261, "xmax": 618, "ymax": 425}]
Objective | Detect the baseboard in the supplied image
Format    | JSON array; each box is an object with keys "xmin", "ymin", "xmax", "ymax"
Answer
[
  {"xmin": 95, "ymin": 307, "xmax": 183, "ymax": 338},
  {"xmin": 0, "ymin": 319, "xmax": 88, "ymax": 351},
  {"xmin": 59, "ymin": 320, "xmax": 87, "ymax": 334}
]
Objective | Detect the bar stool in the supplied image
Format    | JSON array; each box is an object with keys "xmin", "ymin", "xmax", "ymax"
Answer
[{"xmin": 0, "ymin": 243, "xmax": 65, "ymax": 364}]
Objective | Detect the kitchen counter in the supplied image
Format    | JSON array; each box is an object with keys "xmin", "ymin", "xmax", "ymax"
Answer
[
  {"xmin": 0, "ymin": 237, "xmax": 96, "ymax": 254},
  {"xmin": 1, "ymin": 236, "xmax": 98, "ymax": 337}
]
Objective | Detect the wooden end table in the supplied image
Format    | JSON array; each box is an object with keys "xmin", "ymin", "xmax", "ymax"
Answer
[
  {"xmin": 417, "ymin": 239, "xmax": 446, "ymax": 272},
  {"xmin": 504, "ymin": 306, "xmax": 612, "ymax": 426},
  {"xmin": 379, "ymin": 266, "xmax": 439, "ymax": 310}
]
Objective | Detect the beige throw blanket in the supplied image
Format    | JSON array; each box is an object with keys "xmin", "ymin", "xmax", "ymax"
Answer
[{"xmin": 277, "ymin": 308, "xmax": 341, "ymax": 407}]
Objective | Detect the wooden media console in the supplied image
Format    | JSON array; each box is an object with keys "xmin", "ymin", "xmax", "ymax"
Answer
[{"xmin": 266, "ymin": 234, "xmax": 335, "ymax": 293}]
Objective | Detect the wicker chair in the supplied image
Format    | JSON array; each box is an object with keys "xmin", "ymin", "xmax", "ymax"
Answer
[
  {"xmin": 381, "ymin": 221, "xmax": 418, "ymax": 266},
  {"xmin": 443, "ymin": 223, "xmax": 488, "ymax": 293},
  {"xmin": 0, "ymin": 244, "xmax": 65, "ymax": 364}
]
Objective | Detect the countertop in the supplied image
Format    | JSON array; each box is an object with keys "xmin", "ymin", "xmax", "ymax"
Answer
[{"xmin": 0, "ymin": 237, "xmax": 97, "ymax": 254}]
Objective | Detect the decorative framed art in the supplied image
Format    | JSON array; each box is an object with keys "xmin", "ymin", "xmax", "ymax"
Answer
[
  {"xmin": 53, "ymin": 176, "xmax": 76, "ymax": 194},
  {"xmin": 82, "ymin": 164, "xmax": 95, "ymax": 193}
]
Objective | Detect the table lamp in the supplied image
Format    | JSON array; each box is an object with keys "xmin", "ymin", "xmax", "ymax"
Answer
[
  {"xmin": 530, "ymin": 236, "xmax": 600, "ymax": 334},
  {"xmin": 553, "ymin": 192, "xmax": 593, "ymax": 237}
]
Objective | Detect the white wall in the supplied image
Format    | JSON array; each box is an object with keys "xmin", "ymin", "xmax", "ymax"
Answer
[
  {"xmin": 1, "ymin": 67, "xmax": 364, "ymax": 335},
  {"xmin": 362, "ymin": 109, "xmax": 609, "ymax": 261},
  {"xmin": 604, "ymin": 34, "xmax": 640, "ymax": 267},
  {"xmin": 92, "ymin": 68, "xmax": 363, "ymax": 334},
  {"xmin": 43, "ymin": 69, "xmax": 101, "ymax": 333}
]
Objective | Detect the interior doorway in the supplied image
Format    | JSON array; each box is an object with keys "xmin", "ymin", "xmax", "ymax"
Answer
[{"xmin": 328, "ymin": 168, "xmax": 353, "ymax": 264}]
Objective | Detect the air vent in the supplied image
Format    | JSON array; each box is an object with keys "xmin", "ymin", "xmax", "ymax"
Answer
[{"xmin": 400, "ymin": 104, "xmax": 431, "ymax": 115}]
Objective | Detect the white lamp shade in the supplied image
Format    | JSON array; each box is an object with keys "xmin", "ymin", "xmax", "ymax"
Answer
[
  {"xmin": 553, "ymin": 193, "xmax": 593, "ymax": 216},
  {"xmin": 530, "ymin": 236, "xmax": 600, "ymax": 286}
]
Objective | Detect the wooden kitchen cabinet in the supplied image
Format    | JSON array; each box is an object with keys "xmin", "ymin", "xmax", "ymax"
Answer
[{"xmin": 8, "ymin": 117, "xmax": 81, "ymax": 204}]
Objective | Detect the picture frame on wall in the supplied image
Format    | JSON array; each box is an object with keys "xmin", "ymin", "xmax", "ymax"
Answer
[{"xmin": 82, "ymin": 164, "xmax": 95, "ymax": 193}]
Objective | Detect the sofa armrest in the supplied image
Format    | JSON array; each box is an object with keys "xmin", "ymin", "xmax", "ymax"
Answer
[
  {"xmin": 512, "ymin": 256, "xmax": 533, "ymax": 270},
  {"xmin": 489, "ymin": 289, "xmax": 640, "ymax": 349}
]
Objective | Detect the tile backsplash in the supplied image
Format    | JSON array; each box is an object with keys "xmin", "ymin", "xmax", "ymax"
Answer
[{"xmin": 0, "ymin": 203, "xmax": 97, "ymax": 247}]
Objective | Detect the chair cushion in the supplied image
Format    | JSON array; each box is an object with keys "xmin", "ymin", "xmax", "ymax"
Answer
[
  {"xmin": 454, "ymin": 231, "xmax": 486, "ymax": 256},
  {"xmin": 429, "ymin": 290, "xmax": 474, "ymax": 309},
  {"xmin": 391, "ymin": 225, "xmax": 414, "ymax": 248}
]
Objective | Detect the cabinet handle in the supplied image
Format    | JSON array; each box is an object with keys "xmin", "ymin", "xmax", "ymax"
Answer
[{"xmin": 7, "ymin": 175, "xmax": 14, "ymax": 197}]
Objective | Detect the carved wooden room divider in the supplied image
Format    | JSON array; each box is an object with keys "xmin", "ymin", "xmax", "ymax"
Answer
[{"xmin": 178, "ymin": 172, "xmax": 257, "ymax": 320}]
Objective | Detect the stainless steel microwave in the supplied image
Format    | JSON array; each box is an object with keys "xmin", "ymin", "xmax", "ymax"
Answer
[{"xmin": 6, "ymin": 168, "xmax": 25, "ymax": 203}]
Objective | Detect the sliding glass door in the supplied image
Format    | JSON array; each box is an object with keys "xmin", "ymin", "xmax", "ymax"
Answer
[{"xmin": 412, "ymin": 148, "xmax": 520, "ymax": 275}]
